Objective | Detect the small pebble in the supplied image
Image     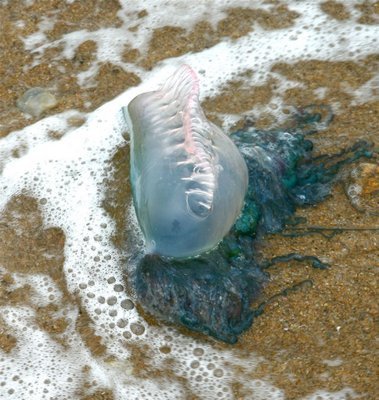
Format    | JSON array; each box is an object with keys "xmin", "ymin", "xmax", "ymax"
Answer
[
  {"xmin": 17, "ymin": 87, "xmax": 58, "ymax": 117},
  {"xmin": 346, "ymin": 163, "xmax": 379, "ymax": 215}
]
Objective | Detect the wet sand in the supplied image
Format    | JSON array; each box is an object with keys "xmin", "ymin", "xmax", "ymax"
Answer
[{"xmin": 0, "ymin": 1, "xmax": 378, "ymax": 399}]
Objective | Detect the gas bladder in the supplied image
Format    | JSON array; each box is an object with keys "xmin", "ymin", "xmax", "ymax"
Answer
[{"xmin": 123, "ymin": 65, "xmax": 248, "ymax": 258}]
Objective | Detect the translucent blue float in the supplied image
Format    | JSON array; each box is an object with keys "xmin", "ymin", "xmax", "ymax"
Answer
[{"xmin": 124, "ymin": 66, "xmax": 248, "ymax": 258}]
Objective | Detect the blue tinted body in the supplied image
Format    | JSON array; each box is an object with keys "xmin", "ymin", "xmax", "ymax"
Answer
[{"xmin": 124, "ymin": 66, "xmax": 248, "ymax": 258}]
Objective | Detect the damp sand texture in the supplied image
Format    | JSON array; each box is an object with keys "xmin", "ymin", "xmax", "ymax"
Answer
[{"xmin": 0, "ymin": 1, "xmax": 378, "ymax": 400}]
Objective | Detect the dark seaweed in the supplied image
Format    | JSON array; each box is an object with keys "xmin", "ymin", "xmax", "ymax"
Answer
[{"xmin": 132, "ymin": 107, "xmax": 373, "ymax": 343}]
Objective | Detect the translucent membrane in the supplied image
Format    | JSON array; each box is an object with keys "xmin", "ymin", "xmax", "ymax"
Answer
[{"xmin": 124, "ymin": 65, "xmax": 248, "ymax": 258}]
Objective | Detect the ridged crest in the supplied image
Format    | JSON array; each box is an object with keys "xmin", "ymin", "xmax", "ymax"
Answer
[{"xmin": 142, "ymin": 65, "xmax": 217, "ymax": 218}]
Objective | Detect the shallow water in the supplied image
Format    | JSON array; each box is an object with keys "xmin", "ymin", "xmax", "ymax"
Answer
[{"xmin": 0, "ymin": 1, "xmax": 378, "ymax": 399}]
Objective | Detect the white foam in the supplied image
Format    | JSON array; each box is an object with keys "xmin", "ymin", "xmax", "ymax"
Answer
[
  {"xmin": 1, "ymin": 1, "xmax": 378, "ymax": 399},
  {"xmin": 305, "ymin": 388, "xmax": 359, "ymax": 400},
  {"xmin": 349, "ymin": 74, "xmax": 379, "ymax": 105},
  {"xmin": 23, "ymin": 15, "xmax": 57, "ymax": 50}
]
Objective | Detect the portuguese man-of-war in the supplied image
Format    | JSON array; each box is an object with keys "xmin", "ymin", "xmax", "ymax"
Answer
[
  {"xmin": 123, "ymin": 65, "xmax": 374, "ymax": 344},
  {"xmin": 124, "ymin": 66, "xmax": 248, "ymax": 259}
]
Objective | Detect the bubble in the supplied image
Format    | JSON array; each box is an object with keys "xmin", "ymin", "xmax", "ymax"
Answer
[
  {"xmin": 113, "ymin": 284, "xmax": 124, "ymax": 292},
  {"xmin": 117, "ymin": 319, "xmax": 128, "ymax": 328},
  {"xmin": 121, "ymin": 299, "xmax": 134, "ymax": 310},
  {"xmin": 193, "ymin": 348, "xmax": 204, "ymax": 357},
  {"xmin": 130, "ymin": 323, "xmax": 145, "ymax": 336},
  {"xmin": 123, "ymin": 331, "xmax": 132, "ymax": 339},
  {"xmin": 106, "ymin": 296, "xmax": 117, "ymax": 306},
  {"xmin": 213, "ymin": 369, "xmax": 224, "ymax": 378}
]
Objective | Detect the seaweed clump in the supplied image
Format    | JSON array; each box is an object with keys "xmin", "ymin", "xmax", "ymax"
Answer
[{"xmin": 133, "ymin": 106, "xmax": 373, "ymax": 343}]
